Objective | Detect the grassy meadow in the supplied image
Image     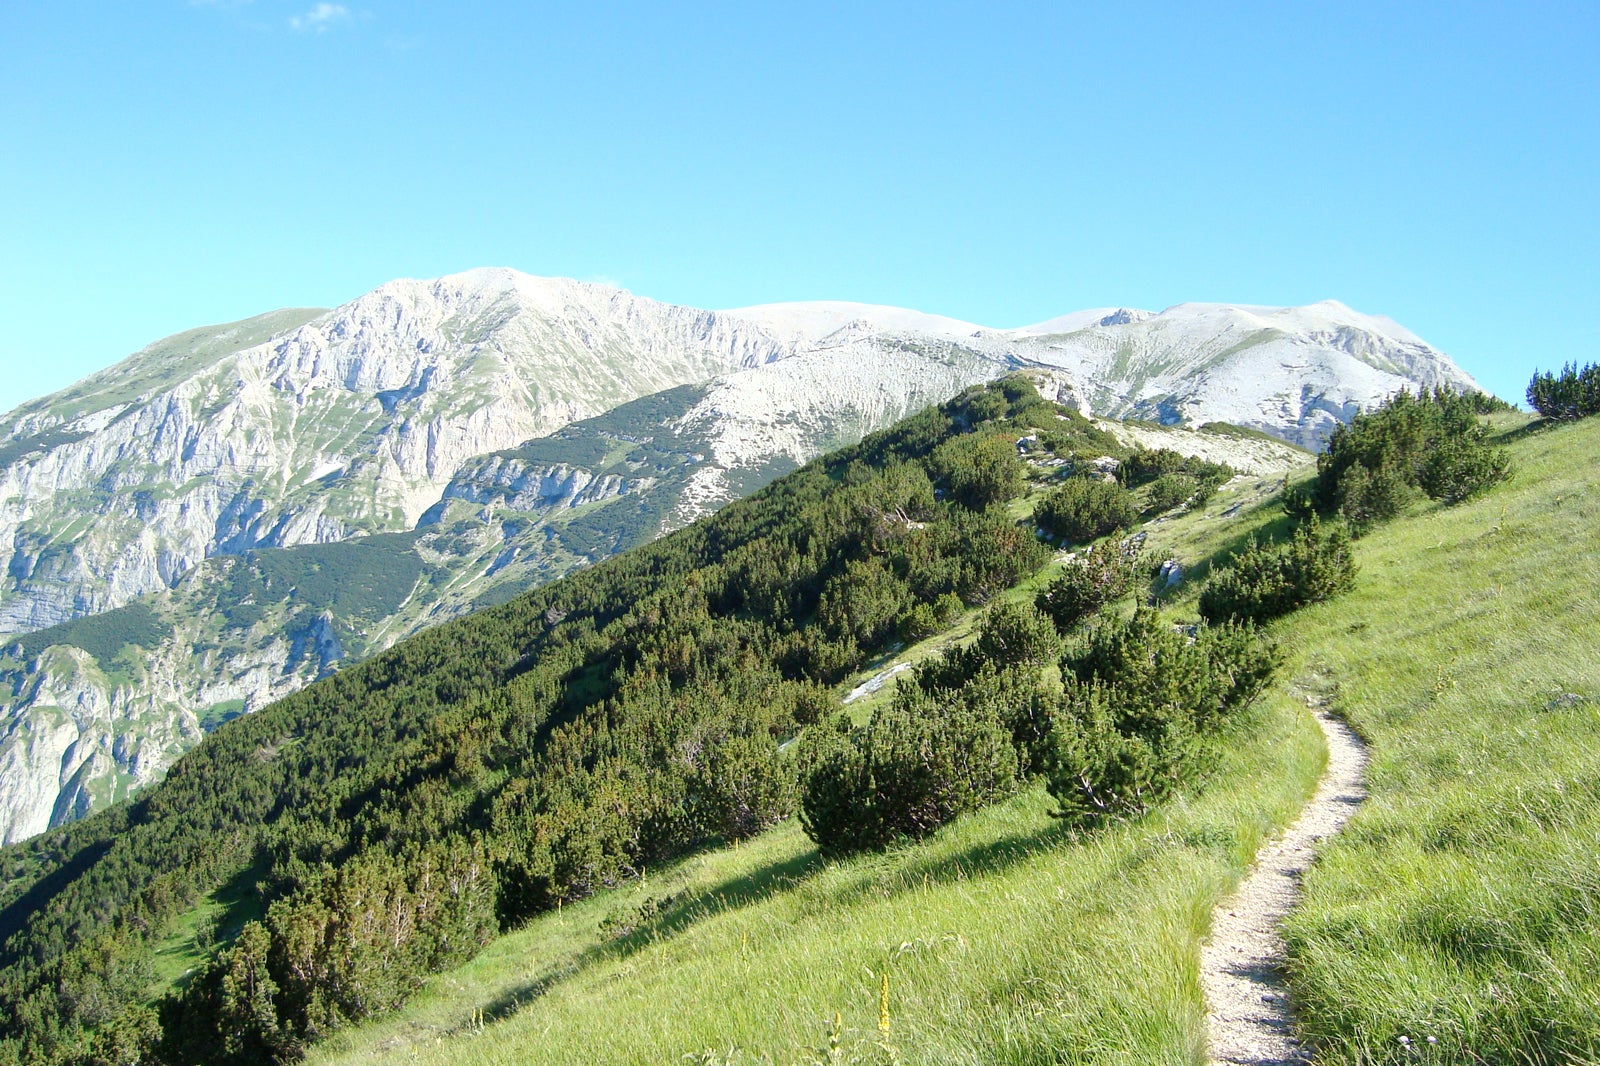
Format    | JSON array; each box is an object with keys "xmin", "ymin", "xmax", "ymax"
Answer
[
  {"xmin": 303, "ymin": 457, "xmax": 1333, "ymax": 1066},
  {"xmin": 1281, "ymin": 415, "xmax": 1600, "ymax": 1064},
  {"xmin": 294, "ymin": 415, "xmax": 1596, "ymax": 1065}
]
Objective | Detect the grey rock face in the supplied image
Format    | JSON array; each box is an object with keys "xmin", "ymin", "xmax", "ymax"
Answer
[{"xmin": 0, "ymin": 269, "xmax": 792, "ymax": 637}]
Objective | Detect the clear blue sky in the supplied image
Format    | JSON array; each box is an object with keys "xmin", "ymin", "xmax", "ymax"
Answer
[{"xmin": 2, "ymin": 1, "xmax": 1595, "ymax": 412}]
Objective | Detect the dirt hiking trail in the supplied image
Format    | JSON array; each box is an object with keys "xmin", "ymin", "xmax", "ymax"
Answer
[{"xmin": 1201, "ymin": 709, "xmax": 1369, "ymax": 1064}]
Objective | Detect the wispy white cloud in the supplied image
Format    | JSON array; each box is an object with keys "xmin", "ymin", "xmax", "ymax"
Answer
[{"xmin": 288, "ymin": 3, "xmax": 349, "ymax": 32}]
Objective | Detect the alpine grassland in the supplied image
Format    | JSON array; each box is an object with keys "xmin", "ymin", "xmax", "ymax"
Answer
[
  {"xmin": 302, "ymin": 406, "xmax": 1600, "ymax": 1065},
  {"xmin": 303, "ymin": 465, "xmax": 1327, "ymax": 1066},
  {"xmin": 1282, "ymin": 412, "xmax": 1600, "ymax": 1064}
]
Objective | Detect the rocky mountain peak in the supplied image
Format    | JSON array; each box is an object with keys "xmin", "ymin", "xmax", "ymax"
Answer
[{"xmin": 0, "ymin": 272, "xmax": 1486, "ymax": 843}]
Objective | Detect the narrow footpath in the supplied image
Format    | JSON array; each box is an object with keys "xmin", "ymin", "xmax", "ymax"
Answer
[{"xmin": 1200, "ymin": 709, "xmax": 1369, "ymax": 1065}]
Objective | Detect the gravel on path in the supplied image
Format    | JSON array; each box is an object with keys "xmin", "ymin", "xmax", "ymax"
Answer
[{"xmin": 1201, "ymin": 709, "xmax": 1368, "ymax": 1065}]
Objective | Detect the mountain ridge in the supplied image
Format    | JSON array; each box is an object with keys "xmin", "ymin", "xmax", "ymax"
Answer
[{"xmin": 0, "ymin": 269, "xmax": 1481, "ymax": 844}]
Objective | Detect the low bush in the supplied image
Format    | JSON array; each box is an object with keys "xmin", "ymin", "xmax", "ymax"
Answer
[
  {"xmin": 1118, "ymin": 448, "xmax": 1234, "ymax": 490},
  {"xmin": 1034, "ymin": 478, "xmax": 1138, "ymax": 544},
  {"xmin": 1144, "ymin": 473, "xmax": 1198, "ymax": 513},
  {"xmin": 1198, "ymin": 518, "xmax": 1356, "ymax": 626},
  {"xmin": 1046, "ymin": 610, "xmax": 1276, "ymax": 823},
  {"xmin": 798, "ymin": 666, "xmax": 1050, "ymax": 858},
  {"xmin": 1313, "ymin": 387, "xmax": 1511, "ymax": 530},
  {"xmin": 1527, "ymin": 361, "xmax": 1600, "ymax": 422},
  {"xmin": 929, "ymin": 432, "xmax": 1027, "ymax": 510},
  {"xmin": 799, "ymin": 604, "xmax": 1062, "ymax": 857},
  {"xmin": 1418, "ymin": 431, "xmax": 1513, "ymax": 504},
  {"xmin": 910, "ymin": 600, "xmax": 1061, "ymax": 697},
  {"xmin": 1034, "ymin": 538, "xmax": 1145, "ymax": 632}
]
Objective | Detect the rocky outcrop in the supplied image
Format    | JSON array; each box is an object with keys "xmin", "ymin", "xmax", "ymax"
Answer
[
  {"xmin": 440, "ymin": 457, "xmax": 636, "ymax": 514},
  {"xmin": 0, "ymin": 269, "xmax": 794, "ymax": 636},
  {"xmin": 1002, "ymin": 299, "xmax": 1482, "ymax": 448},
  {"xmin": 0, "ymin": 342, "xmax": 1014, "ymax": 843}
]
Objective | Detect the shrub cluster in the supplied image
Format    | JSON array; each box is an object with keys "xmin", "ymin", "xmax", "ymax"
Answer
[
  {"xmin": 799, "ymin": 604, "xmax": 1060, "ymax": 857},
  {"xmin": 1527, "ymin": 361, "xmax": 1600, "ymax": 422},
  {"xmin": 1032, "ymin": 408, "xmax": 1125, "ymax": 460},
  {"xmin": 1112, "ymin": 448, "xmax": 1235, "ymax": 515},
  {"xmin": 1198, "ymin": 518, "xmax": 1356, "ymax": 626},
  {"xmin": 801, "ymin": 599, "xmax": 1280, "ymax": 855},
  {"xmin": 1034, "ymin": 538, "xmax": 1146, "ymax": 632},
  {"xmin": 1046, "ymin": 611, "xmax": 1277, "ymax": 824},
  {"xmin": 161, "ymin": 840, "xmax": 495, "ymax": 1064},
  {"xmin": 1034, "ymin": 477, "xmax": 1139, "ymax": 544},
  {"xmin": 1141, "ymin": 472, "xmax": 1199, "ymax": 514},
  {"xmin": 1312, "ymin": 387, "xmax": 1511, "ymax": 531},
  {"xmin": 0, "ymin": 380, "xmax": 1054, "ymax": 1066},
  {"xmin": 930, "ymin": 432, "xmax": 1027, "ymax": 510},
  {"xmin": 1117, "ymin": 447, "xmax": 1234, "ymax": 491}
]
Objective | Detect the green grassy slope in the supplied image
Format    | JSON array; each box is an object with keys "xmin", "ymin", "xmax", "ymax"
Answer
[
  {"xmin": 306, "ymin": 466, "xmax": 1328, "ymax": 1066},
  {"xmin": 304, "ymin": 415, "xmax": 1600, "ymax": 1066},
  {"xmin": 1281, "ymin": 415, "xmax": 1600, "ymax": 1064},
  {"xmin": 6, "ymin": 385, "xmax": 1593, "ymax": 1065},
  {"xmin": 307, "ymin": 723, "xmax": 1321, "ymax": 1066},
  {"xmin": 0, "ymin": 381, "xmax": 1108, "ymax": 1065}
]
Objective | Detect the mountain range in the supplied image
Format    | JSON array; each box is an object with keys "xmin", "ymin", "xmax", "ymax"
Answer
[{"xmin": 0, "ymin": 268, "xmax": 1481, "ymax": 842}]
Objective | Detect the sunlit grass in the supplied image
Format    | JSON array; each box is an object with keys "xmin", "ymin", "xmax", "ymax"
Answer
[
  {"xmin": 305, "ymin": 416, "xmax": 1600, "ymax": 1065},
  {"xmin": 308, "ymin": 695, "xmax": 1323, "ymax": 1066},
  {"xmin": 306, "ymin": 466, "xmax": 1328, "ymax": 1066},
  {"xmin": 1280, "ymin": 416, "xmax": 1600, "ymax": 1064}
]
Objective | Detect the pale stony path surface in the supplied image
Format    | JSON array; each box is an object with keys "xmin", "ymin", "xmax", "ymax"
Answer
[{"xmin": 1201, "ymin": 710, "xmax": 1369, "ymax": 1065}]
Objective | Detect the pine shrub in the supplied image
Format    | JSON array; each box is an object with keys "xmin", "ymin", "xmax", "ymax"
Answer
[
  {"xmin": 1313, "ymin": 387, "xmax": 1511, "ymax": 529},
  {"xmin": 1418, "ymin": 432, "xmax": 1514, "ymax": 504},
  {"xmin": 1198, "ymin": 517, "xmax": 1356, "ymax": 625},
  {"xmin": 1118, "ymin": 448, "xmax": 1235, "ymax": 491},
  {"xmin": 929, "ymin": 432, "xmax": 1027, "ymax": 510},
  {"xmin": 797, "ymin": 673, "xmax": 1037, "ymax": 858},
  {"xmin": 1144, "ymin": 473, "xmax": 1197, "ymax": 513},
  {"xmin": 798, "ymin": 603, "xmax": 1066, "ymax": 857},
  {"xmin": 1046, "ymin": 609, "xmax": 1276, "ymax": 824},
  {"xmin": 1034, "ymin": 477, "xmax": 1139, "ymax": 544},
  {"xmin": 1034, "ymin": 538, "xmax": 1145, "ymax": 632},
  {"xmin": 1527, "ymin": 361, "xmax": 1600, "ymax": 422},
  {"xmin": 1046, "ymin": 681, "xmax": 1179, "ymax": 823}
]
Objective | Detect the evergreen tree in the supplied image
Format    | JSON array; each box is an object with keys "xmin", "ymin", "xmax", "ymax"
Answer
[
  {"xmin": 1527, "ymin": 361, "xmax": 1600, "ymax": 421},
  {"xmin": 1313, "ymin": 387, "xmax": 1511, "ymax": 527},
  {"xmin": 1035, "ymin": 538, "xmax": 1145, "ymax": 632},
  {"xmin": 1198, "ymin": 517, "xmax": 1356, "ymax": 626},
  {"xmin": 1034, "ymin": 478, "xmax": 1139, "ymax": 544}
]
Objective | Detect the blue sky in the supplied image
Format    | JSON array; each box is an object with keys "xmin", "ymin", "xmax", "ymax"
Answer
[{"xmin": 1, "ymin": 1, "xmax": 1594, "ymax": 412}]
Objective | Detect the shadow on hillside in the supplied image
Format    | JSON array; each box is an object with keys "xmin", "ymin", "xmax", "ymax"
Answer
[
  {"xmin": 1492, "ymin": 418, "xmax": 1556, "ymax": 446},
  {"xmin": 0, "ymin": 838, "xmax": 113, "ymax": 950},
  {"xmin": 817, "ymin": 818, "xmax": 1083, "ymax": 913},
  {"xmin": 472, "ymin": 846, "xmax": 822, "ymax": 1025},
  {"xmin": 467, "ymin": 781, "xmax": 1246, "ymax": 1032},
  {"xmin": 607, "ymin": 846, "xmax": 822, "ymax": 959}
]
